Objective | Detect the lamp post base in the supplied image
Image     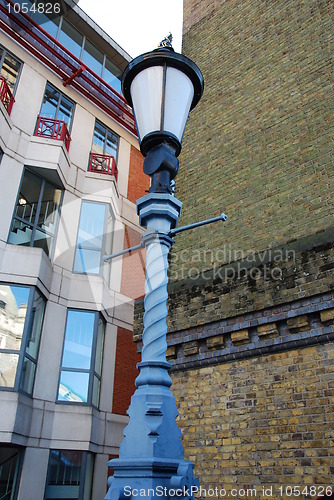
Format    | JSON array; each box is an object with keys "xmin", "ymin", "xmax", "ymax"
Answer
[{"xmin": 106, "ymin": 362, "xmax": 198, "ymax": 500}]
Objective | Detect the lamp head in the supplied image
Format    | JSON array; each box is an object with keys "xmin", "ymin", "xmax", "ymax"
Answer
[{"xmin": 122, "ymin": 44, "xmax": 204, "ymax": 158}]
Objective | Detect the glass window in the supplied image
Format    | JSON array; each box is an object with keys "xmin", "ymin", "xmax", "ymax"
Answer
[
  {"xmin": 0, "ymin": 284, "xmax": 45, "ymax": 394},
  {"xmin": 73, "ymin": 201, "xmax": 107, "ymax": 275},
  {"xmin": 8, "ymin": 169, "xmax": 63, "ymax": 258},
  {"xmin": 82, "ymin": 39, "xmax": 103, "ymax": 76},
  {"xmin": 0, "ymin": 45, "xmax": 22, "ymax": 94},
  {"xmin": 33, "ymin": 0, "xmax": 60, "ymax": 38},
  {"xmin": 103, "ymin": 57, "xmax": 122, "ymax": 94},
  {"xmin": 92, "ymin": 120, "xmax": 119, "ymax": 159},
  {"xmin": 0, "ymin": 446, "xmax": 24, "ymax": 499},
  {"xmin": 58, "ymin": 310, "xmax": 105, "ymax": 406},
  {"xmin": 58, "ymin": 19, "xmax": 83, "ymax": 59},
  {"xmin": 45, "ymin": 450, "xmax": 94, "ymax": 500},
  {"xmin": 39, "ymin": 82, "xmax": 75, "ymax": 129}
]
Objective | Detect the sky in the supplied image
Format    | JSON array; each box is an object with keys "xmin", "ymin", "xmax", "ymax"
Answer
[{"xmin": 77, "ymin": 0, "xmax": 183, "ymax": 58}]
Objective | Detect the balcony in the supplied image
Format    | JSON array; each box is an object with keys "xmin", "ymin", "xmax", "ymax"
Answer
[
  {"xmin": 88, "ymin": 152, "xmax": 118, "ymax": 180},
  {"xmin": 0, "ymin": 76, "xmax": 15, "ymax": 115},
  {"xmin": 34, "ymin": 116, "xmax": 71, "ymax": 152}
]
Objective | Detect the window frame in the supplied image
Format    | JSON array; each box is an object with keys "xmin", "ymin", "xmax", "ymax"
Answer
[
  {"xmin": 92, "ymin": 120, "xmax": 119, "ymax": 162},
  {"xmin": 38, "ymin": 81, "xmax": 75, "ymax": 132},
  {"xmin": 57, "ymin": 309, "xmax": 105, "ymax": 408},
  {"xmin": 0, "ymin": 44, "xmax": 23, "ymax": 95},
  {"xmin": 0, "ymin": 283, "xmax": 46, "ymax": 396},
  {"xmin": 8, "ymin": 167, "xmax": 64, "ymax": 259}
]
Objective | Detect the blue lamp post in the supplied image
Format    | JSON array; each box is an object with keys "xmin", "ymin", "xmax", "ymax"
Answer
[{"xmin": 105, "ymin": 37, "xmax": 204, "ymax": 500}]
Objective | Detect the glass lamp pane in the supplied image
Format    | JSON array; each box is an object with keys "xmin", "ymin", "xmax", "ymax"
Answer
[
  {"xmin": 163, "ymin": 67, "xmax": 194, "ymax": 142},
  {"xmin": 130, "ymin": 66, "xmax": 163, "ymax": 141}
]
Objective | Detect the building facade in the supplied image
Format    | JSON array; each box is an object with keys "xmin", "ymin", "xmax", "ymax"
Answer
[
  {"xmin": 134, "ymin": 0, "xmax": 334, "ymax": 496},
  {"xmin": 0, "ymin": 1, "xmax": 147, "ymax": 498}
]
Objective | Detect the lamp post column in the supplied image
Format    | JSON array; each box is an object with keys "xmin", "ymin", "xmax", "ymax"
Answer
[
  {"xmin": 105, "ymin": 193, "xmax": 199, "ymax": 500},
  {"xmin": 106, "ymin": 37, "xmax": 204, "ymax": 500}
]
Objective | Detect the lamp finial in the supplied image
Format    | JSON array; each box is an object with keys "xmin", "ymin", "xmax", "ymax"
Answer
[{"xmin": 158, "ymin": 33, "xmax": 173, "ymax": 49}]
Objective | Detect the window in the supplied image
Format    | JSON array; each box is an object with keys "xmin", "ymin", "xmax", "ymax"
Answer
[
  {"xmin": 58, "ymin": 310, "xmax": 105, "ymax": 406},
  {"xmin": 45, "ymin": 450, "xmax": 94, "ymax": 500},
  {"xmin": 8, "ymin": 169, "xmax": 63, "ymax": 258},
  {"xmin": 103, "ymin": 57, "xmax": 122, "ymax": 95},
  {"xmin": 22, "ymin": 3, "xmax": 123, "ymax": 93},
  {"xmin": 73, "ymin": 201, "xmax": 111, "ymax": 275},
  {"xmin": 0, "ymin": 446, "xmax": 24, "ymax": 499},
  {"xmin": 92, "ymin": 121, "xmax": 119, "ymax": 159},
  {"xmin": 0, "ymin": 284, "xmax": 45, "ymax": 394},
  {"xmin": 82, "ymin": 39, "xmax": 103, "ymax": 76},
  {"xmin": 58, "ymin": 19, "xmax": 83, "ymax": 59},
  {"xmin": 39, "ymin": 82, "xmax": 75, "ymax": 129},
  {"xmin": 0, "ymin": 45, "xmax": 22, "ymax": 94}
]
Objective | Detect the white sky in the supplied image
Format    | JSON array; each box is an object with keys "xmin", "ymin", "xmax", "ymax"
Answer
[{"xmin": 77, "ymin": 0, "xmax": 183, "ymax": 58}]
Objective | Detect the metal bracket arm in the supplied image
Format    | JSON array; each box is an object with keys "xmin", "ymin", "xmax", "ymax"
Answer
[{"xmin": 103, "ymin": 213, "xmax": 227, "ymax": 262}]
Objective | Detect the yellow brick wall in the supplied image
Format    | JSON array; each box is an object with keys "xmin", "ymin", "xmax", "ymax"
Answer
[{"xmin": 172, "ymin": 343, "xmax": 334, "ymax": 498}]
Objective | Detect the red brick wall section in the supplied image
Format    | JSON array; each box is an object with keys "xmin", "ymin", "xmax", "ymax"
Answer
[
  {"xmin": 120, "ymin": 225, "xmax": 146, "ymax": 300},
  {"xmin": 127, "ymin": 145, "xmax": 150, "ymax": 204},
  {"xmin": 112, "ymin": 327, "xmax": 140, "ymax": 415}
]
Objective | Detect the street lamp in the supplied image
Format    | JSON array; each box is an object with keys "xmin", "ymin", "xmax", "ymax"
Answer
[{"xmin": 105, "ymin": 37, "xmax": 205, "ymax": 500}]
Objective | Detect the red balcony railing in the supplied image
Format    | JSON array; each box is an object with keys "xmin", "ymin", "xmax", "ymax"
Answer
[
  {"xmin": 88, "ymin": 152, "xmax": 118, "ymax": 181},
  {"xmin": 34, "ymin": 116, "xmax": 71, "ymax": 151},
  {"xmin": 0, "ymin": 76, "xmax": 15, "ymax": 115}
]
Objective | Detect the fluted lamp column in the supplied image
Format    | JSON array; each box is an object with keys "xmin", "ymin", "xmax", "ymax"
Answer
[{"xmin": 106, "ymin": 35, "xmax": 204, "ymax": 500}]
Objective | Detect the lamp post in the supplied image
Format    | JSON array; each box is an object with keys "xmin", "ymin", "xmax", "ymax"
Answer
[{"xmin": 105, "ymin": 38, "xmax": 204, "ymax": 500}]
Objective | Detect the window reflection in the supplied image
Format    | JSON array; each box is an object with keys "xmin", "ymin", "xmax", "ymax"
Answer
[
  {"xmin": 0, "ymin": 284, "xmax": 45, "ymax": 393},
  {"xmin": 73, "ymin": 202, "xmax": 107, "ymax": 275},
  {"xmin": 92, "ymin": 121, "xmax": 119, "ymax": 159},
  {"xmin": 82, "ymin": 39, "xmax": 103, "ymax": 76},
  {"xmin": 40, "ymin": 82, "xmax": 74, "ymax": 129},
  {"xmin": 0, "ymin": 45, "xmax": 22, "ymax": 93},
  {"xmin": 58, "ymin": 310, "xmax": 105, "ymax": 406},
  {"xmin": 58, "ymin": 19, "xmax": 83, "ymax": 59}
]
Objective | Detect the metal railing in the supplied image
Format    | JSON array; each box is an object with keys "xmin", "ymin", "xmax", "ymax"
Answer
[
  {"xmin": 0, "ymin": 76, "xmax": 15, "ymax": 115},
  {"xmin": 88, "ymin": 152, "xmax": 118, "ymax": 180},
  {"xmin": 34, "ymin": 116, "xmax": 71, "ymax": 151}
]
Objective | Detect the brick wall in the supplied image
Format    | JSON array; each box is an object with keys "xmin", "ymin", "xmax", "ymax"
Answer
[
  {"xmin": 172, "ymin": 342, "xmax": 334, "ymax": 497},
  {"xmin": 120, "ymin": 225, "xmax": 146, "ymax": 300},
  {"xmin": 171, "ymin": 0, "xmax": 333, "ymax": 280},
  {"xmin": 112, "ymin": 327, "xmax": 140, "ymax": 415},
  {"xmin": 127, "ymin": 145, "xmax": 150, "ymax": 204}
]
